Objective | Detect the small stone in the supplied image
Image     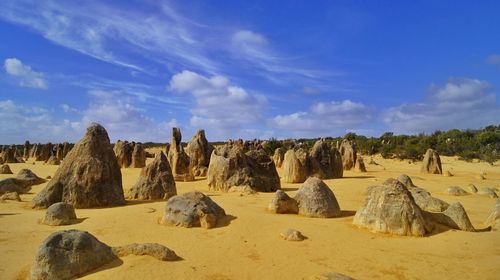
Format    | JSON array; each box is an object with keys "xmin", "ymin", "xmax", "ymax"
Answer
[
  {"xmin": 477, "ymin": 187, "xmax": 498, "ymax": 198},
  {"xmin": 446, "ymin": 186, "xmax": 469, "ymax": 196},
  {"xmin": 268, "ymin": 190, "xmax": 298, "ymax": 214},
  {"xmin": 0, "ymin": 191, "xmax": 21, "ymax": 202},
  {"xmin": 280, "ymin": 228, "xmax": 306, "ymax": 241},
  {"xmin": 42, "ymin": 202, "xmax": 77, "ymax": 226},
  {"xmin": 468, "ymin": 184, "xmax": 478, "ymax": 193}
]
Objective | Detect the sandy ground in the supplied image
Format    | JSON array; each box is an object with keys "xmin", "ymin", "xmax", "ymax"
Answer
[{"xmin": 1, "ymin": 154, "xmax": 499, "ymax": 280}]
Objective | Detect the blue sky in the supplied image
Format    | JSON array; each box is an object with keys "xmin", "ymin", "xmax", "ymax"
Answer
[{"xmin": 1, "ymin": 0, "xmax": 499, "ymax": 144}]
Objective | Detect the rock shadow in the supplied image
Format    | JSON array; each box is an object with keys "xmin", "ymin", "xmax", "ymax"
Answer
[{"xmin": 215, "ymin": 215, "xmax": 237, "ymax": 228}]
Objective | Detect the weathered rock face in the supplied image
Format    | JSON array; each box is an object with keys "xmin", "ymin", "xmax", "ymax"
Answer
[
  {"xmin": 161, "ymin": 191, "xmax": 226, "ymax": 229},
  {"xmin": 114, "ymin": 140, "xmax": 133, "ymax": 168},
  {"xmin": 167, "ymin": 128, "xmax": 194, "ymax": 181},
  {"xmin": 446, "ymin": 186, "xmax": 469, "ymax": 196},
  {"xmin": 0, "ymin": 164, "xmax": 13, "ymax": 174},
  {"xmin": 30, "ymin": 230, "xmax": 117, "ymax": 280},
  {"xmin": 309, "ymin": 139, "xmax": 343, "ymax": 179},
  {"xmin": 42, "ymin": 202, "xmax": 78, "ymax": 226},
  {"xmin": 294, "ymin": 177, "xmax": 341, "ymax": 218},
  {"xmin": 425, "ymin": 202, "xmax": 475, "ymax": 232},
  {"xmin": 339, "ymin": 139, "xmax": 357, "ymax": 170},
  {"xmin": 282, "ymin": 148, "xmax": 310, "ymax": 183},
  {"xmin": 420, "ymin": 149, "xmax": 442, "ymax": 174},
  {"xmin": 208, "ymin": 144, "xmax": 280, "ymax": 192},
  {"xmin": 0, "ymin": 169, "xmax": 46, "ymax": 195},
  {"xmin": 185, "ymin": 129, "xmax": 214, "ymax": 177},
  {"xmin": 131, "ymin": 143, "xmax": 146, "ymax": 168},
  {"xmin": 410, "ymin": 187, "xmax": 449, "ymax": 212},
  {"xmin": 1, "ymin": 146, "xmax": 19, "ymax": 163},
  {"xmin": 354, "ymin": 155, "xmax": 367, "ymax": 172},
  {"xmin": 127, "ymin": 152, "xmax": 176, "ymax": 200},
  {"xmin": 23, "ymin": 140, "xmax": 30, "ymax": 159},
  {"xmin": 30, "ymin": 144, "xmax": 38, "ymax": 158},
  {"xmin": 273, "ymin": 148, "xmax": 285, "ymax": 168},
  {"xmin": 484, "ymin": 201, "xmax": 500, "ymax": 231},
  {"xmin": 268, "ymin": 190, "xmax": 299, "ymax": 214},
  {"xmin": 36, "ymin": 143, "xmax": 53, "ymax": 162},
  {"xmin": 45, "ymin": 155, "xmax": 60, "ymax": 165},
  {"xmin": 112, "ymin": 243, "xmax": 179, "ymax": 261},
  {"xmin": 353, "ymin": 178, "xmax": 429, "ymax": 236},
  {"xmin": 31, "ymin": 123, "xmax": 125, "ymax": 209},
  {"xmin": 62, "ymin": 142, "xmax": 72, "ymax": 159},
  {"xmin": 397, "ymin": 174, "xmax": 417, "ymax": 189}
]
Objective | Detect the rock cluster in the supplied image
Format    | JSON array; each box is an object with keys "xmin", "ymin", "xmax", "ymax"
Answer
[{"xmin": 208, "ymin": 144, "xmax": 280, "ymax": 192}]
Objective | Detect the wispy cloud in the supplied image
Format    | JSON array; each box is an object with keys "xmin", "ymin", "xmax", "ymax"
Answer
[
  {"xmin": 383, "ymin": 77, "xmax": 500, "ymax": 134},
  {"xmin": 3, "ymin": 58, "xmax": 48, "ymax": 89}
]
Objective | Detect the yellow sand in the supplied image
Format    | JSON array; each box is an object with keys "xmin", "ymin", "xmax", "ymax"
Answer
[{"xmin": 1, "ymin": 154, "xmax": 499, "ymax": 280}]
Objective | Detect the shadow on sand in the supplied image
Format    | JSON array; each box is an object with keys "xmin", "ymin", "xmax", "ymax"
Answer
[{"xmin": 215, "ymin": 215, "xmax": 237, "ymax": 228}]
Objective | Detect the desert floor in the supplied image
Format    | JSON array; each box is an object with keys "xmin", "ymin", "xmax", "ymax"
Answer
[{"xmin": 1, "ymin": 154, "xmax": 499, "ymax": 280}]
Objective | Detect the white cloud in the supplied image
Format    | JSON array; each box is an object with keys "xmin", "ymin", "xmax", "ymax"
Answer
[
  {"xmin": 232, "ymin": 30, "xmax": 268, "ymax": 46},
  {"xmin": 383, "ymin": 77, "xmax": 500, "ymax": 134},
  {"xmin": 169, "ymin": 70, "xmax": 267, "ymax": 139},
  {"xmin": 60, "ymin": 104, "xmax": 79, "ymax": 113},
  {"xmin": 272, "ymin": 100, "xmax": 372, "ymax": 138},
  {"xmin": 0, "ymin": 100, "xmax": 78, "ymax": 144},
  {"xmin": 4, "ymin": 58, "xmax": 48, "ymax": 89}
]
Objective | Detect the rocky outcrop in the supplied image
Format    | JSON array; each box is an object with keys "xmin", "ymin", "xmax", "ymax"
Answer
[
  {"xmin": 282, "ymin": 148, "xmax": 310, "ymax": 183},
  {"xmin": 0, "ymin": 164, "xmax": 13, "ymax": 174},
  {"xmin": 42, "ymin": 202, "xmax": 78, "ymax": 226},
  {"xmin": 167, "ymin": 128, "xmax": 194, "ymax": 181},
  {"xmin": 353, "ymin": 178, "xmax": 430, "ymax": 236},
  {"xmin": 131, "ymin": 143, "xmax": 146, "ymax": 168},
  {"xmin": 30, "ymin": 230, "xmax": 118, "ymax": 280},
  {"xmin": 31, "ymin": 123, "xmax": 125, "ymax": 209},
  {"xmin": 268, "ymin": 190, "xmax": 299, "ymax": 214},
  {"xmin": 0, "ymin": 191, "xmax": 21, "ymax": 202},
  {"xmin": 208, "ymin": 144, "xmax": 280, "ymax": 192},
  {"xmin": 114, "ymin": 140, "xmax": 133, "ymax": 168},
  {"xmin": 309, "ymin": 139, "xmax": 343, "ymax": 179},
  {"xmin": 420, "ymin": 148, "xmax": 442, "ymax": 174},
  {"xmin": 127, "ymin": 152, "xmax": 176, "ymax": 200},
  {"xmin": 185, "ymin": 129, "xmax": 213, "ymax": 177},
  {"xmin": 425, "ymin": 202, "xmax": 475, "ymax": 232},
  {"xmin": 0, "ymin": 169, "xmax": 46, "ymax": 195},
  {"xmin": 273, "ymin": 147, "xmax": 285, "ymax": 168},
  {"xmin": 294, "ymin": 177, "xmax": 341, "ymax": 218},
  {"xmin": 339, "ymin": 139, "xmax": 357, "ymax": 170},
  {"xmin": 161, "ymin": 191, "xmax": 226, "ymax": 229}
]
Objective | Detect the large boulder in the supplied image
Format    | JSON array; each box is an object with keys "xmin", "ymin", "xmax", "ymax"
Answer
[
  {"xmin": 42, "ymin": 202, "xmax": 78, "ymax": 226},
  {"xmin": 353, "ymin": 178, "xmax": 430, "ymax": 236},
  {"xmin": 130, "ymin": 143, "xmax": 146, "ymax": 168},
  {"xmin": 268, "ymin": 190, "xmax": 299, "ymax": 214},
  {"xmin": 161, "ymin": 191, "xmax": 226, "ymax": 229},
  {"xmin": 114, "ymin": 140, "xmax": 133, "ymax": 168},
  {"xmin": 282, "ymin": 148, "xmax": 310, "ymax": 183},
  {"xmin": 309, "ymin": 139, "xmax": 343, "ymax": 179},
  {"xmin": 208, "ymin": 144, "xmax": 280, "ymax": 192},
  {"xmin": 338, "ymin": 139, "xmax": 357, "ymax": 170},
  {"xmin": 420, "ymin": 148, "xmax": 442, "ymax": 174},
  {"xmin": 272, "ymin": 147, "xmax": 285, "ymax": 168},
  {"xmin": 167, "ymin": 128, "xmax": 194, "ymax": 181},
  {"xmin": 30, "ymin": 230, "xmax": 117, "ymax": 280},
  {"xmin": 0, "ymin": 164, "xmax": 13, "ymax": 174},
  {"xmin": 31, "ymin": 123, "xmax": 125, "ymax": 209},
  {"xmin": 425, "ymin": 202, "xmax": 475, "ymax": 231},
  {"xmin": 127, "ymin": 152, "xmax": 176, "ymax": 200},
  {"xmin": 185, "ymin": 129, "xmax": 214, "ymax": 177},
  {"xmin": 294, "ymin": 177, "xmax": 341, "ymax": 218}
]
